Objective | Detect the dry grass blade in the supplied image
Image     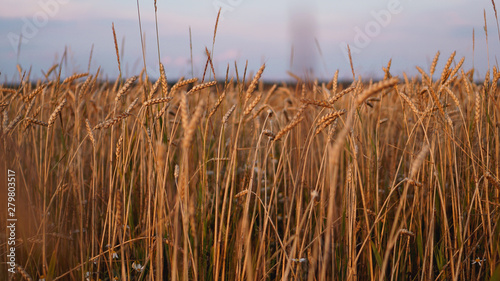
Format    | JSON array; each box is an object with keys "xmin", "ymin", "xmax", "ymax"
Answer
[{"xmin": 47, "ymin": 99, "xmax": 67, "ymax": 128}]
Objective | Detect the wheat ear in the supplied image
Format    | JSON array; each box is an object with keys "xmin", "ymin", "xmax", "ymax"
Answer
[
  {"xmin": 115, "ymin": 76, "xmax": 138, "ymax": 102},
  {"xmin": 245, "ymin": 63, "xmax": 266, "ymax": 102},
  {"xmin": 47, "ymin": 99, "xmax": 67, "ymax": 128}
]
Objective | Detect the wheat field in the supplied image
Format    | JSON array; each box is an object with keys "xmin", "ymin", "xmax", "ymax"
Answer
[{"xmin": 1, "ymin": 6, "xmax": 500, "ymax": 281}]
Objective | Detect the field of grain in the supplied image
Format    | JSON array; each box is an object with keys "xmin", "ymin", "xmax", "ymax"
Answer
[{"xmin": 1, "ymin": 5, "xmax": 500, "ymax": 281}]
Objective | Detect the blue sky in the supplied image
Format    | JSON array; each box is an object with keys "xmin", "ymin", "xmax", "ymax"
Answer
[{"xmin": 1, "ymin": 0, "xmax": 499, "ymax": 82}]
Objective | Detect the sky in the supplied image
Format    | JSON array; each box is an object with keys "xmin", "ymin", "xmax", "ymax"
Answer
[{"xmin": 1, "ymin": 0, "xmax": 499, "ymax": 82}]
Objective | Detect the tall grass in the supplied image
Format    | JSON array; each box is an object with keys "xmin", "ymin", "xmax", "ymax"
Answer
[
  {"xmin": 1, "ymin": 55, "xmax": 500, "ymax": 280},
  {"xmin": 1, "ymin": 4, "xmax": 500, "ymax": 281}
]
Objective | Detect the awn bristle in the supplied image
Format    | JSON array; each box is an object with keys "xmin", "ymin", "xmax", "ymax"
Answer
[{"xmin": 47, "ymin": 99, "xmax": 67, "ymax": 128}]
